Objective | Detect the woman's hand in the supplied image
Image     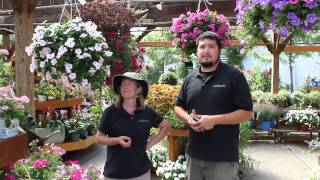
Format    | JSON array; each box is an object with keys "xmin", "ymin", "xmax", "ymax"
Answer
[{"xmin": 118, "ymin": 136, "xmax": 131, "ymax": 148}]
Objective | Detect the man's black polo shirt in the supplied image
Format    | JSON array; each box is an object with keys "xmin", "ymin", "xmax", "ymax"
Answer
[
  {"xmin": 98, "ymin": 105, "xmax": 163, "ymax": 179},
  {"xmin": 176, "ymin": 62, "xmax": 252, "ymax": 162}
]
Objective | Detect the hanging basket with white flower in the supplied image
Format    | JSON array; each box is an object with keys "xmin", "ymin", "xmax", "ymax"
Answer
[{"xmin": 26, "ymin": 18, "xmax": 113, "ymax": 92}]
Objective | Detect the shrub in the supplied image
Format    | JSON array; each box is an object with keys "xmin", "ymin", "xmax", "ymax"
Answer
[
  {"xmin": 147, "ymin": 84, "xmax": 180, "ymax": 117},
  {"xmin": 245, "ymin": 67, "xmax": 271, "ymax": 92},
  {"xmin": 158, "ymin": 72, "xmax": 178, "ymax": 85}
]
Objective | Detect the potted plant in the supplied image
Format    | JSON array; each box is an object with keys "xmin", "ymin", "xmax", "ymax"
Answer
[
  {"xmin": 0, "ymin": 86, "xmax": 30, "ymax": 139},
  {"xmin": 255, "ymin": 105, "xmax": 282, "ymax": 131},
  {"xmin": 285, "ymin": 107, "xmax": 320, "ymax": 131},
  {"xmin": 0, "ymin": 141, "xmax": 104, "ymax": 179},
  {"xmin": 156, "ymin": 155, "xmax": 186, "ymax": 180},
  {"xmin": 64, "ymin": 118, "xmax": 86, "ymax": 142},
  {"xmin": 32, "ymin": 108, "xmax": 66, "ymax": 144}
]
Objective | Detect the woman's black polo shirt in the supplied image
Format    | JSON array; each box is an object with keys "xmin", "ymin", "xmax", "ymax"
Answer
[
  {"xmin": 98, "ymin": 105, "xmax": 163, "ymax": 179},
  {"xmin": 176, "ymin": 62, "xmax": 253, "ymax": 162}
]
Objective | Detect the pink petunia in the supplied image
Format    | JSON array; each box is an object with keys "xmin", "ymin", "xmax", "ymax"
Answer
[
  {"xmin": 19, "ymin": 96, "xmax": 30, "ymax": 103},
  {"xmin": 15, "ymin": 104, "xmax": 25, "ymax": 110},
  {"xmin": 32, "ymin": 159, "xmax": 48, "ymax": 169}
]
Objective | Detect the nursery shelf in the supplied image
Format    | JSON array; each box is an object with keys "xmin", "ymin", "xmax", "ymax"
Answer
[
  {"xmin": 35, "ymin": 98, "xmax": 83, "ymax": 110},
  {"xmin": 56, "ymin": 135, "xmax": 96, "ymax": 152}
]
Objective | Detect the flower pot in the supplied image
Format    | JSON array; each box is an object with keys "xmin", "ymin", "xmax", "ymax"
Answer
[
  {"xmin": 80, "ymin": 129, "xmax": 88, "ymax": 140},
  {"xmin": 260, "ymin": 120, "xmax": 276, "ymax": 131},
  {"xmin": 69, "ymin": 134, "xmax": 80, "ymax": 142},
  {"xmin": 0, "ymin": 118, "xmax": 19, "ymax": 139},
  {"xmin": 249, "ymin": 120, "xmax": 257, "ymax": 129},
  {"xmin": 35, "ymin": 127, "xmax": 65, "ymax": 143},
  {"xmin": 298, "ymin": 123, "xmax": 309, "ymax": 131},
  {"xmin": 37, "ymin": 95, "xmax": 47, "ymax": 102},
  {"xmin": 87, "ymin": 127, "xmax": 97, "ymax": 136},
  {"xmin": 48, "ymin": 96, "xmax": 56, "ymax": 101}
]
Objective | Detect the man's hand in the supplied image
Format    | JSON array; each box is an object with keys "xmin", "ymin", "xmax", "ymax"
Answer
[
  {"xmin": 197, "ymin": 115, "xmax": 215, "ymax": 130},
  {"xmin": 188, "ymin": 109, "xmax": 216, "ymax": 131},
  {"xmin": 118, "ymin": 136, "xmax": 131, "ymax": 148},
  {"xmin": 187, "ymin": 109, "xmax": 205, "ymax": 132}
]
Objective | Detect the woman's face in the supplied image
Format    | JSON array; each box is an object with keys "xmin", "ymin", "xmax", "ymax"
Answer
[{"xmin": 120, "ymin": 78, "xmax": 141, "ymax": 99}]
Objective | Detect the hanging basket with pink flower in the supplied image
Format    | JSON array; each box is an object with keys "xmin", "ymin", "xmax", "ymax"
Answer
[{"xmin": 170, "ymin": 8, "xmax": 232, "ymax": 58}]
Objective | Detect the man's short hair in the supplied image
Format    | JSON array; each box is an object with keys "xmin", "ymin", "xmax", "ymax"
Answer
[{"xmin": 196, "ymin": 31, "xmax": 222, "ymax": 49}]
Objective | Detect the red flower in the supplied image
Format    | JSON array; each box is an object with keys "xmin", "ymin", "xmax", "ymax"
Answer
[{"xmin": 108, "ymin": 32, "xmax": 116, "ymax": 38}]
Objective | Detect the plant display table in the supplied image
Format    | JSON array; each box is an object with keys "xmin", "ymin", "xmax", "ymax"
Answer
[
  {"xmin": 269, "ymin": 128, "xmax": 320, "ymax": 143},
  {"xmin": 56, "ymin": 135, "xmax": 96, "ymax": 151},
  {"xmin": 0, "ymin": 131, "xmax": 28, "ymax": 167},
  {"xmin": 35, "ymin": 98, "xmax": 96, "ymax": 151},
  {"xmin": 168, "ymin": 128, "xmax": 189, "ymax": 161}
]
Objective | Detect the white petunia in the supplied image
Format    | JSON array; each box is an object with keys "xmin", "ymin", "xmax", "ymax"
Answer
[
  {"xmin": 75, "ymin": 48, "xmax": 82, "ymax": 55},
  {"xmin": 51, "ymin": 58, "xmax": 57, "ymax": 66},
  {"xmin": 105, "ymin": 50, "xmax": 113, "ymax": 57},
  {"xmin": 64, "ymin": 63, "xmax": 73, "ymax": 73},
  {"xmin": 93, "ymin": 61, "xmax": 102, "ymax": 70},
  {"xmin": 69, "ymin": 73, "xmax": 76, "ymax": 80},
  {"xmin": 94, "ymin": 44, "xmax": 102, "ymax": 51},
  {"xmin": 65, "ymin": 38, "xmax": 75, "ymax": 48},
  {"xmin": 46, "ymin": 53, "xmax": 55, "ymax": 60},
  {"xmin": 40, "ymin": 61, "xmax": 46, "ymax": 68},
  {"xmin": 89, "ymin": 67, "xmax": 96, "ymax": 75}
]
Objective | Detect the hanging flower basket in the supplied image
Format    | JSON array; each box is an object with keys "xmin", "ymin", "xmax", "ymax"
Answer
[
  {"xmin": 235, "ymin": 0, "xmax": 320, "ymax": 47},
  {"xmin": 26, "ymin": 18, "xmax": 113, "ymax": 92},
  {"xmin": 170, "ymin": 8, "xmax": 232, "ymax": 57}
]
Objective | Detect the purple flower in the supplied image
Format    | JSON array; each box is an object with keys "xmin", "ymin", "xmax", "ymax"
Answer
[
  {"xmin": 290, "ymin": 16, "xmax": 302, "ymax": 26},
  {"xmin": 32, "ymin": 159, "xmax": 48, "ymax": 169},
  {"xmin": 307, "ymin": 13, "xmax": 317, "ymax": 23},
  {"xmin": 305, "ymin": 1, "xmax": 318, "ymax": 8},
  {"xmin": 279, "ymin": 27, "xmax": 289, "ymax": 37},
  {"xmin": 258, "ymin": 0, "xmax": 270, "ymax": 7},
  {"xmin": 287, "ymin": 12, "xmax": 297, "ymax": 19},
  {"xmin": 259, "ymin": 20, "xmax": 266, "ymax": 31}
]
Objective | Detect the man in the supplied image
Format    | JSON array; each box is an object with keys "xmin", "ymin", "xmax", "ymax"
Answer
[{"xmin": 174, "ymin": 31, "xmax": 253, "ymax": 180}]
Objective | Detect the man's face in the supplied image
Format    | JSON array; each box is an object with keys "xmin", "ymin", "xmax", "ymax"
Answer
[{"xmin": 196, "ymin": 39, "xmax": 220, "ymax": 68}]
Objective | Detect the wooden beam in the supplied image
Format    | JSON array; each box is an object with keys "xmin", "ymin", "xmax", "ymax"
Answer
[
  {"xmin": 138, "ymin": 41, "xmax": 320, "ymax": 52},
  {"xmin": 12, "ymin": 0, "xmax": 36, "ymax": 117},
  {"xmin": 1, "ymin": 31, "xmax": 11, "ymax": 49}
]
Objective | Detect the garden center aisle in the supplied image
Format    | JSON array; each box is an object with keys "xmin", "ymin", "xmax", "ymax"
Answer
[{"xmin": 63, "ymin": 141, "xmax": 317, "ymax": 180}]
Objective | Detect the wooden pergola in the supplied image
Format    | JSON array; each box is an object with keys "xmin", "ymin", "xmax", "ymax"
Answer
[{"xmin": 1, "ymin": 0, "xmax": 320, "ymax": 116}]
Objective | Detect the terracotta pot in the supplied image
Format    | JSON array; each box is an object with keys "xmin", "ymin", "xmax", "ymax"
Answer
[{"xmin": 298, "ymin": 123, "xmax": 309, "ymax": 131}]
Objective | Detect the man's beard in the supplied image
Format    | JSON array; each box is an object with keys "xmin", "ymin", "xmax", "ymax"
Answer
[{"xmin": 199, "ymin": 58, "xmax": 220, "ymax": 68}]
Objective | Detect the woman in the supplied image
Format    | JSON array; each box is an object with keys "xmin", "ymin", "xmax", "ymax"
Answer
[{"xmin": 96, "ymin": 72, "xmax": 169, "ymax": 180}]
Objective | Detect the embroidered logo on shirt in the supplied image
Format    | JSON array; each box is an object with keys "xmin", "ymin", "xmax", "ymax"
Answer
[
  {"xmin": 138, "ymin": 119, "xmax": 150, "ymax": 123},
  {"xmin": 212, "ymin": 84, "xmax": 227, "ymax": 88}
]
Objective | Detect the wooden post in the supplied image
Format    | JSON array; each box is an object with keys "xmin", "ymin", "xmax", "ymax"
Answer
[
  {"xmin": 2, "ymin": 31, "xmax": 11, "ymax": 49},
  {"xmin": 11, "ymin": 0, "xmax": 37, "ymax": 117}
]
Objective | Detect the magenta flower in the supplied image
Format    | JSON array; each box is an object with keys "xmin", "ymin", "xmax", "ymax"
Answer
[
  {"xmin": 66, "ymin": 160, "xmax": 80, "ymax": 165},
  {"xmin": 32, "ymin": 159, "xmax": 48, "ymax": 169}
]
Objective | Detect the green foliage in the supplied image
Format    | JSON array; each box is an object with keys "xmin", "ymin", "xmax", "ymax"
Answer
[
  {"xmin": 35, "ymin": 82, "xmax": 65, "ymax": 99},
  {"xmin": 140, "ymin": 29, "xmax": 181, "ymax": 84},
  {"xmin": 245, "ymin": 66, "xmax": 271, "ymax": 92},
  {"xmin": 223, "ymin": 46, "xmax": 246, "ymax": 68},
  {"xmin": 158, "ymin": 72, "xmax": 178, "ymax": 85},
  {"xmin": 146, "ymin": 84, "xmax": 180, "ymax": 117},
  {"xmin": 175, "ymin": 62, "xmax": 190, "ymax": 80},
  {"xmin": 0, "ymin": 53, "xmax": 14, "ymax": 87},
  {"xmin": 254, "ymin": 105, "xmax": 282, "ymax": 121},
  {"xmin": 166, "ymin": 110, "xmax": 185, "ymax": 129},
  {"xmin": 239, "ymin": 122, "xmax": 256, "ymax": 171}
]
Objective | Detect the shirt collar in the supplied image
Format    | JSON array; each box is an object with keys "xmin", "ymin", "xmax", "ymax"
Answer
[{"xmin": 195, "ymin": 62, "xmax": 226, "ymax": 79}]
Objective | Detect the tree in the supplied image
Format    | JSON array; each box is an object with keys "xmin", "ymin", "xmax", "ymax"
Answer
[{"xmin": 236, "ymin": 0, "xmax": 320, "ymax": 93}]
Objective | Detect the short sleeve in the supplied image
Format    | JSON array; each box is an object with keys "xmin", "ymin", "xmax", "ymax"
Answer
[
  {"xmin": 175, "ymin": 79, "xmax": 188, "ymax": 110},
  {"xmin": 98, "ymin": 106, "xmax": 113, "ymax": 135},
  {"xmin": 148, "ymin": 107, "xmax": 163, "ymax": 128},
  {"xmin": 231, "ymin": 71, "xmax": 253, "ymax": 111}
]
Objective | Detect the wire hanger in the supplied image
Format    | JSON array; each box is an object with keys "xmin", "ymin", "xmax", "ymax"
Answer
[
  {"xmin": 59, "ymin": 0, "xmax": 82, "ymax": 23},
  {"xmin": 197, "ymin": 0, "xmax": 212, "ymax": 12}
]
